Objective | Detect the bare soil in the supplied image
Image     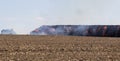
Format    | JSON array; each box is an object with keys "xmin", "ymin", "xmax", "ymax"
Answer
[{"xmin": 0, "ymin": 35, "xmax": 119, "ymax": 61}]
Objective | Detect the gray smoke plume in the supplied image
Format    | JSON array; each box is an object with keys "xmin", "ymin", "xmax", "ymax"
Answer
[
  {"xmin": 1, "ymin": 29, "xmax": 16, "ymax": 35},
  {"xmin": 30, "ymin": 25, "xmax": 120, "ymax": 37}
]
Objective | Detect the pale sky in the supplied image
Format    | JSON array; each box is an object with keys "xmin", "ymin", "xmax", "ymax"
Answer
[{"xmin": 0, "ymin": 0, "xmax": 120, "ymax": 34}]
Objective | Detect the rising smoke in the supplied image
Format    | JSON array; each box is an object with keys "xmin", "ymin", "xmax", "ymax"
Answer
[
  {"xmin": 1, "ymin": 29, "xmax": 16, "ymax": 35},
  {"xmin": 30, "ymin": 25, "xmax": 120, "ymax": 37}
]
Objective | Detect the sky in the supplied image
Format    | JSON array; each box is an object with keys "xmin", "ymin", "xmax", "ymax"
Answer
[{"xmin": 0, "ymin": 0, "xmax": 120, "ymax": 34}]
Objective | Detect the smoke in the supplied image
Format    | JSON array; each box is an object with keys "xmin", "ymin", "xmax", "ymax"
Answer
[
  {"xmin": 73, "ymin": 25, "xmax": 89, "ymax": 36},
  {"xmin": 30, "ymin": 25, "xmax": 120, "ymax": 37},
  {"xmin": 1, "ymin": 29, "xmax": 16, "ymax": 35}
]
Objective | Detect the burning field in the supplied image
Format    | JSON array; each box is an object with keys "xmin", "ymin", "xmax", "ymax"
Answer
[
  {"xmin": 30, "ymin": 25, "xmax": 120, "ymax": 37},
  {"xmin": 0, "ymin": 35, "xmax": 120, "ymax": 61}
]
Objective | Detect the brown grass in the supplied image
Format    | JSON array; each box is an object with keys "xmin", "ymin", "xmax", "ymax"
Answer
[{"xmin": 0, "ymin": 35, "xmax": 119, "ymax": 61}]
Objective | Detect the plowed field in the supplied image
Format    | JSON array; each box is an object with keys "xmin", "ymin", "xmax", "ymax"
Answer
[{"xmin": 0, "ymin": 35, "xmax": 120, "ymax": 61}]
